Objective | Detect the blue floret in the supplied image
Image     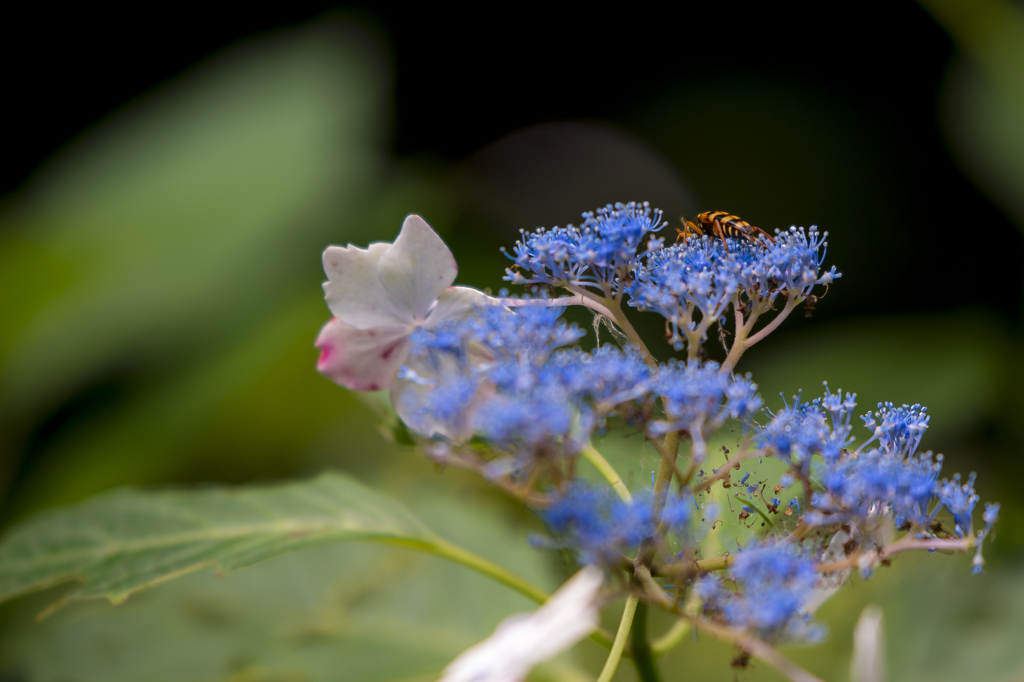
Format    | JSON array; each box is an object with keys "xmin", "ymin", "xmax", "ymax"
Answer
[
  {"xmin": 503, "ymin": 201, "xmax": 665, "ymax": 293},
  {"xmin": 649, "ymin": 359, "xmax": 761, "ymax": 438},
  {"xmin": 860, "ymin": 402, "xmax": 930, "ymax": 457},
  {"xmin": 399, "ymin": 304, "xmax": 654, "ymax": 453},
  {"xmin": 698, "ymin": 540, "xmax": 823, "ymax": 641},
  {"xmin": 625, "ymin": 227, "xmax": 839, "ymax": 353},
  {"xmin": 936, "ymin": 473, "xmax": 979, "ymax": 536},
  {"xmin": 542, "ymin": 484, "xmax": 700, "ymax": 564}
]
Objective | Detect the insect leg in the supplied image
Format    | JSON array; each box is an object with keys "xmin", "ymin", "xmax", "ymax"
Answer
[
  {"xmin": 714, "ymin": 219, "xmax": 729, "ymax": 252},
  {"xmin": 752, "ymin": 226, "xmax": 774, "ymax": 244}
]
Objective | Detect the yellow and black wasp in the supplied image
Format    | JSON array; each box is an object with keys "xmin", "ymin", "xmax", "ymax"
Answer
[{"xmin": 675, "ymin": 210, "xmax": 774, "ymax": 246}]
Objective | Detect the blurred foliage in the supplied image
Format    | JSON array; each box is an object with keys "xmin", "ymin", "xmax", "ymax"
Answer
[
  {"xmin": 0, "ymin": 18, "xmax": 452, "ymax": 520},
  {"xmin": 0, "ymin": 474, "xmax": 578, "ymax": 682},
  {"xmin": 917, "ymin": 0, "xmax": 1024, "ymax": 556},
  {"xmin": 0, "ymin": 472, "xmax": 452, "ymax": 615},
  {"xmin": 1, "ymin": 9, "xmax": 1024, "ymax": 682},
  {"xmin": 920, "ymin": 0, "xmax": 1024, "ymax": 225}
]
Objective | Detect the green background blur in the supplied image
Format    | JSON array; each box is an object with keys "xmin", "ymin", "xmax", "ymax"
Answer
[{"xmin": 3, "ymin": 3, "xmax": 1024, "ymax": 680}]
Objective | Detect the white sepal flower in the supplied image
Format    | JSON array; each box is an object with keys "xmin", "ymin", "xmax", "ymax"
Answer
[
  {"xmin": 850, "ymin": 605, "xmax": 886, "ymax": 682},
  {"xmin": 315, "ymin": 214, "xmax": 491, "ymax": 391},
  {"xmin": 439, "ymin": 566, "xmax": 603, "ymax": 682},
  {"xmin": 802, "ymin": 527, "xmax": 854, "ymax": 615}
]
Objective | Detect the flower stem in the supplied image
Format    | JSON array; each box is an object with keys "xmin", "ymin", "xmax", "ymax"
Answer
[
  {"xmin": 722, "ymin": 291, "xmax": 800, "ymax": 371},
  {"xmin": 431, "ymin": 539, "xmax": 550, "ymax": 602},
  {"xmin": 498, "ymin": 294, "xmax": 616, "ymax": 319},
  {"xmin": 650, "ymin": 618, "xmax": 690, "ymax": 656},
  {"xmin": 597, "ymin": 595, "xmax": 639, "ymax": 682},
  {"xmin": 582, "ymin": 443, "xmax": 632, "ymax": 502},
  {"xmin": 565, "ymin": 285, "xmax": 659, "ymax": 369},
  {"xmin": 653, "ymin": 431, "xmax": 681, "ymax": 503},
  {"xmin": 428, "ymin": 538, "xmax": 619, "ymax": 651},
  {"xmin": 743, "ymin": 292, "xmax": 801, "ymax": 347},
  {"xmin": 631, "ymin": 600, "xmax": 662, "ymax": 682},
  {"xmin": 816, "ymin": 534, "xmax": 974, "ymax": 574},
  {"xmin": 634, "ymin": 566, "xmax": 826, "ymax": 682}
]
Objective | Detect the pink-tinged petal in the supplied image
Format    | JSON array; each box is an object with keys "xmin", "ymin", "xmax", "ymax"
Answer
[
  {"xmin": 425, "ymin": 286, "xmax": 497, "ymax": 327},
  {"xmin": 314, "ymin": 317, "xmax": 410, "ymax": 391},
  {"xmin": 377, "ymin": 215, "xmax": 458, "ymax": 321},
  {"xmin": 323, "ymin": 242, "xmax": 414, "ymax": 329}
]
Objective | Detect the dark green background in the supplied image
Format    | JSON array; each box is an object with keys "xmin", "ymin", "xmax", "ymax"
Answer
[{"xmin": 2, "ymin": 2, "xmax": 1024, "ymax": 680}]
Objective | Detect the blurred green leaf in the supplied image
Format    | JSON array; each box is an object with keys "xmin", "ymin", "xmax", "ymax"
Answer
[
  {"xmin": 742, "ymin": 312, "xmax": 1007, "ymax": 442},
  {"xmin": 919, "ymin": 0, "xmax": 1024, "ymax": 227},
  {"xmin": 0, "ymin": 21, "xmax": 387, "ymax": 413},
  {"xmin": 3, "ymin": 294, "xmax": 342, "ymax": 516},
  {"xmin": 0, "ymin": 18, "xmax": 399, "ymax": 507},
  {"xmin": 0, "ymin": 472, "xmax": 446, "ymax": 615},
  {"xmin": 0, "ymin": 476, "xmax": 586, "ymax": 682},
  {"xmin": 352, "ymin": 390, "xmax": 416, "ymax": 447}
]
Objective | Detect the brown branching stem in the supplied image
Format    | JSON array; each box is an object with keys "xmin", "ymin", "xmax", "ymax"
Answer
[
  {"xmin": 634, "ymin": 566, "xmax": 827, "ymax": 682},
  {"xmin": 816, "ymin": 534, "xmax": 974, "ymax": 574},
  {"xmin": 564, "ymin": 284, "xmax": 659, "ymax": 370},
  {"xmin": 722, "ymin": 290, "xmax": 802, "ymax": 371},
  {"xmin": 434, "ymin": 447, "xmax": 551, "ymax": 507}
]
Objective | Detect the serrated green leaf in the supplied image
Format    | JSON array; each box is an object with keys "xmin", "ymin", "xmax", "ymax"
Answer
[
  {"xmin": 0, "ymin": 480, "xmax": 583, "ymax": 682},
  {"xmin": 0, "ymin": 472, "xmax": 444, "ymax": 615}
]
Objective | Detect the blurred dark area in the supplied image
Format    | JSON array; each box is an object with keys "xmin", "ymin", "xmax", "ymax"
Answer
[
  {"xmin": 4, "ymin": 0, "xmax": 1023, "ymax": 513},
  {"xmin": 4, "ymin": 3, "xmax": 1024, "ymax": 678},
  {"xmin": 3, "ymin": 0, "xmax": 1023, "ymax": 529},
  {"xmin": 4, "ymin": 3, "xmax": 1022, "ymax": 316}
]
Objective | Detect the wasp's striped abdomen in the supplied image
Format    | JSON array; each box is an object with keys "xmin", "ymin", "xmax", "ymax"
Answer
[{"xmin": 676, "ymin": 211, "xmax": 773, "ymax": 245}]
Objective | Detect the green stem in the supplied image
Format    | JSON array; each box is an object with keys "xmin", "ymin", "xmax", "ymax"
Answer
[
  {"xmin": 631, "ymin": 600, "xmax": 662, "ymax": 682},
  {"xmin": 650, "ymin": 618, "xmax": 690, "ymax": 656},
  {"xmin": 429, "ymin": 538, "xmax": 618, "ymax": 651},
  {"xmin": 430, "ymin": 539, "xmax": 550, "ymax": 603},
  {"xmin": 597, "ymin": 595, "xmax": 639, "ymax": 682},
  {"xmin": 634, "ymin": 566, "xmax": 826, "ymax": 682},
  {"xmin": 653, "ymin": 432, "xmax": 681, "ymax": 504},
  {"xmin": 606, "ymin": 304, "xmax": 657, "ymax": 369},
  {"xmin": 582, "ymin": 443, "xmax": 632, "ymax": 502}
]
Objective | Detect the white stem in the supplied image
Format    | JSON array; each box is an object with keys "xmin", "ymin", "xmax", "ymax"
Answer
[{"xmin": 497, "ymin": 294, "xmax": 615, "ymax": 319}]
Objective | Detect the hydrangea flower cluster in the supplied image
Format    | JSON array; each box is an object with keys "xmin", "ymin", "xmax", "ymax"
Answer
[
  {"xmin": 315, "ymin": 206, "xmax": 998, "ymax": 682},
  {"xmin": 758, "ymin": 390, "xmax": 989, "ymax": 540},
  {"xmin": 696, "ymin": 541, "xmax": 825, "ymax": 642},
  {"xmin": 395, "ymin": 303, "xmax": 654, "ymax": 471},
  {"xmin": 539, "ymin": 482, "xmax": 697, "ymax": 564},
  {"xmin": 757, "ymin": 386, "xmax": 854, "ymax": 477},
  {"xmin": 504, "ymin": 201, "xmax": 666, "ymax": 294},
  {"xmin": 650, "ymin": 359, "xmax": 762, "ymax": 441},
  {"xmin": 626, "ymin": 228, "xmax": 838, "ymax": 357}
]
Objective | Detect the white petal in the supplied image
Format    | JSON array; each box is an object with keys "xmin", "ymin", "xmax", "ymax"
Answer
[
  {"xmin": 378, "ymin": 215, "xmax": 458, "ymax": 321},
  {"xmin": 850, "ymin": 605, "xmax": 886, "ymax": 682},
  {"xmin": 389, "ymin": 350, "xmax": 488, "ymax": 443},
  {"xmin": 426, "ymin": 286, "xmax": 497, "ymax": 327},
  {"xmin": 524, "ymin": 565, "xmax": 603, "ymax": 660},
  {"xmin": 439, "ymin": 566, "xmax": 602, "ymax": 682},
  {"xmin": 314, "ymin": 317, "xmax": 410, "ymax": 391},
  {"xmin": 323, "ymin": 242, "xmax": 414, "ymax": 329},
  {"xmin": 803, "ymin": 528, "xmax": 853, "ymax": 614}
]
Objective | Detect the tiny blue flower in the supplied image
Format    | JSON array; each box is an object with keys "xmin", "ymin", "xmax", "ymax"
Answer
[
  {"xmin": 503, "ymin": 201, "xmax": 665, "ymax": 294},
  {"xmin": 649, "ymin": 360, "xmax": 761, "ymax": 439},
  {"xmin": 936, "ymin": 472, "xmax": 979, "ymax": 535},
  {"xmin": 859, "ymin": 402, "xmax": 929, "ymax": 457},
  {"xmin": 699, "ymin": 540, "xmax": 822, "ymax": 641}
]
